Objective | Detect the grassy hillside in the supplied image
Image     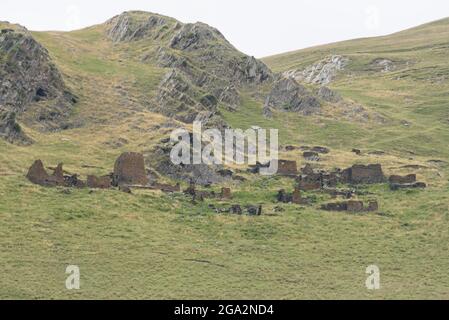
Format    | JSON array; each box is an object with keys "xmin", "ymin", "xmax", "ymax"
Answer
[{"xmin": 1, "ymin": 14, "xmax": 449, "ymax": 299}]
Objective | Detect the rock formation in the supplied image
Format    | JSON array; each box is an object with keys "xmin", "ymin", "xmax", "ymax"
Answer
[
  {"xmin": 264, "ymin": 77, "xmax": 321, "ymax": 115},
  {"xmin": 284, "ymin": 55, "xmax": 348, "ymax": 85},
  {"xmin": 0, "ymin": 26, "xmax": 76, "ymax": 130},
  {"xmin": 0, "ymin": 107, "xmax": 32, "ymax": 144}
]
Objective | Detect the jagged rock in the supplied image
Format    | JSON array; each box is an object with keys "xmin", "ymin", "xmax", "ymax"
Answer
[
  {"xmin": 170, "ymin": 22, "xmax": 232, "ymax": 51},
  {"xmin": 0, "ymin": 26, "xmax": 76, "ymax": 127},
  {"xmin": 317, "ymin": 86, "xmax": 342, "ymax": 103},
  {"xmin": 0, "ymin": 107, "xmax": 32, "ymax": 144},
  {"xmin": 218, "ymin": 85, "xmax": 240, "ymax": 110},
  {"xmin": 371, "ymin": 58, "xmax": 395, "ymax": 72},
  {"xmin": 154, "ymin": 69, "xmax": 200, "ymax": 122},
  {"xmin": 113, "ymin": 152, "xmax": 149, "ymax": 186},
  {"xmin": 264, "ymin": 77, "xmax": 321, "ymax": 115},
  {"xmin": 106, "ymin": 12, "xmax": 171, "ymax": 42},
  {"xmin": 150, "ymin": 138, "xmax": 231, "ymax": 186},
  {"xmin": 303, "ymin": 151, "xmax": 320, "ymax": 161},
  {"xmin": 284, "ymin": 55, "xmax": 348, "ymax": 85}
]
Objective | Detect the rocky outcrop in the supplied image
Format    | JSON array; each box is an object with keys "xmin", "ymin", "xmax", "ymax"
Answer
[
  {"xmin": 371, "ymin": 58, "xmax": 395, "ymax": 72},
  {"xmin": 284, "ymin": 55, "xmax": 348, "ymax": 85},
  {"xmin": 317, "ymin": 86, "xmax": 342, "ymax": 103},
  {"xmin": 0, "ymin": 27, "xmax": 76, "ymax": 129},
  {"xmin": 0, "ymin": 107, "xmax": 32, "ymax": 144},
  {"xmin": 149, "ymin": 138, "xmax": 231, "ymax": 186},
  {"xmin": 107, "ymin": 11, "xmax": 272, "ymax": 123},
  {"xmin": 264, "ymin": 77, "xmax": 321, "ymax": 115},
  {"xmin": 340, "ymin": 164, "xmax": 385, "ymax": 185},
  {"xmin": 106, "ymin": 11, "xmax": 173, "ymax": 42},
  {"xmin": 170, "ymin": 22, "xmax": 232, "ymax": 51}
]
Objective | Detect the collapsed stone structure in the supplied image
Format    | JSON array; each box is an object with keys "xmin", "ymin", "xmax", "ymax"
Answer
[
  {"xmin": 277, "ymin": 160, "xmax": 298, "ymax": 176},
  {"xmin": 277, "ymin": 187, "xmax": 307, "ymax": 205},
  {"xmin": 87, "ymin": 175, "xmax": 112, "ymax": 189},
  {"xmin": 340, "ymin": 164, "xmax": 385, "ymax": 185},
  {"xmin": 321, "ymin": 200, "xmax": 379, "ymax": 213}
]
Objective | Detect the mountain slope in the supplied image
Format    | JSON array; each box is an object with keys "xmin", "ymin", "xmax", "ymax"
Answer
[
  {"xmin": 263, "ymin": 17, "xmax": 449, "ymax": 161},
  {"xmin": 0, "ymin": 13, "xmax": 449, "ymax": 299}
]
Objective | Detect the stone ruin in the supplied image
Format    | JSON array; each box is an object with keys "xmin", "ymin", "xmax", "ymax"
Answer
[
  {"xmin": 340, "ymin": 164, "xmax": 385, "ymax": 185},
  {"xmin": 26, "ymin": 160, "xmax": 85, "ymax": 188},
  {"xmin": 113, "ymin": 152, "xmax": 149, "ymax": 186},
  {"xmin": 321, "ymin": 200, "xmax": 379, "ymax": 213},
  {"xmin": 277, "ymin": 160, "xmax": 298, "ymax": 176},
  {"xmin": 87, "ymin": 175, "xmax": 112, "ymax": 189},
  {"xmin": 209, "ymin": 204, "xmax": 262, "ymax": 216},
  {"xmin": 388, "ymin": 174, "xmax": 426, "ymax": 190},
  {"xmin": 25, "ymin": 152, "xmax": 181, "ymax": 194},
  {"xmin": 277, "ymin": 187, "xmax": 308, "ymax": 205}
]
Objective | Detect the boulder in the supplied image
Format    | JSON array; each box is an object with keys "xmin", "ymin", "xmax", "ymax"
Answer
[{"xmin": 113, "ymin": 152, "xmax": 149, "ymax": 186}]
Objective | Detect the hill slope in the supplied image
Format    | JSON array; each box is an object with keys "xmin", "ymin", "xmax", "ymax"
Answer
[{"xmin": 0, "ymin": 13, "xmax": 448, "ymax": 299}]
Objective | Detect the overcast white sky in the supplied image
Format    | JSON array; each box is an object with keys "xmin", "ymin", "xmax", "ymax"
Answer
[{"xmin": 2, "ymin": 0, "xmax": 449, "ymax": 57}]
